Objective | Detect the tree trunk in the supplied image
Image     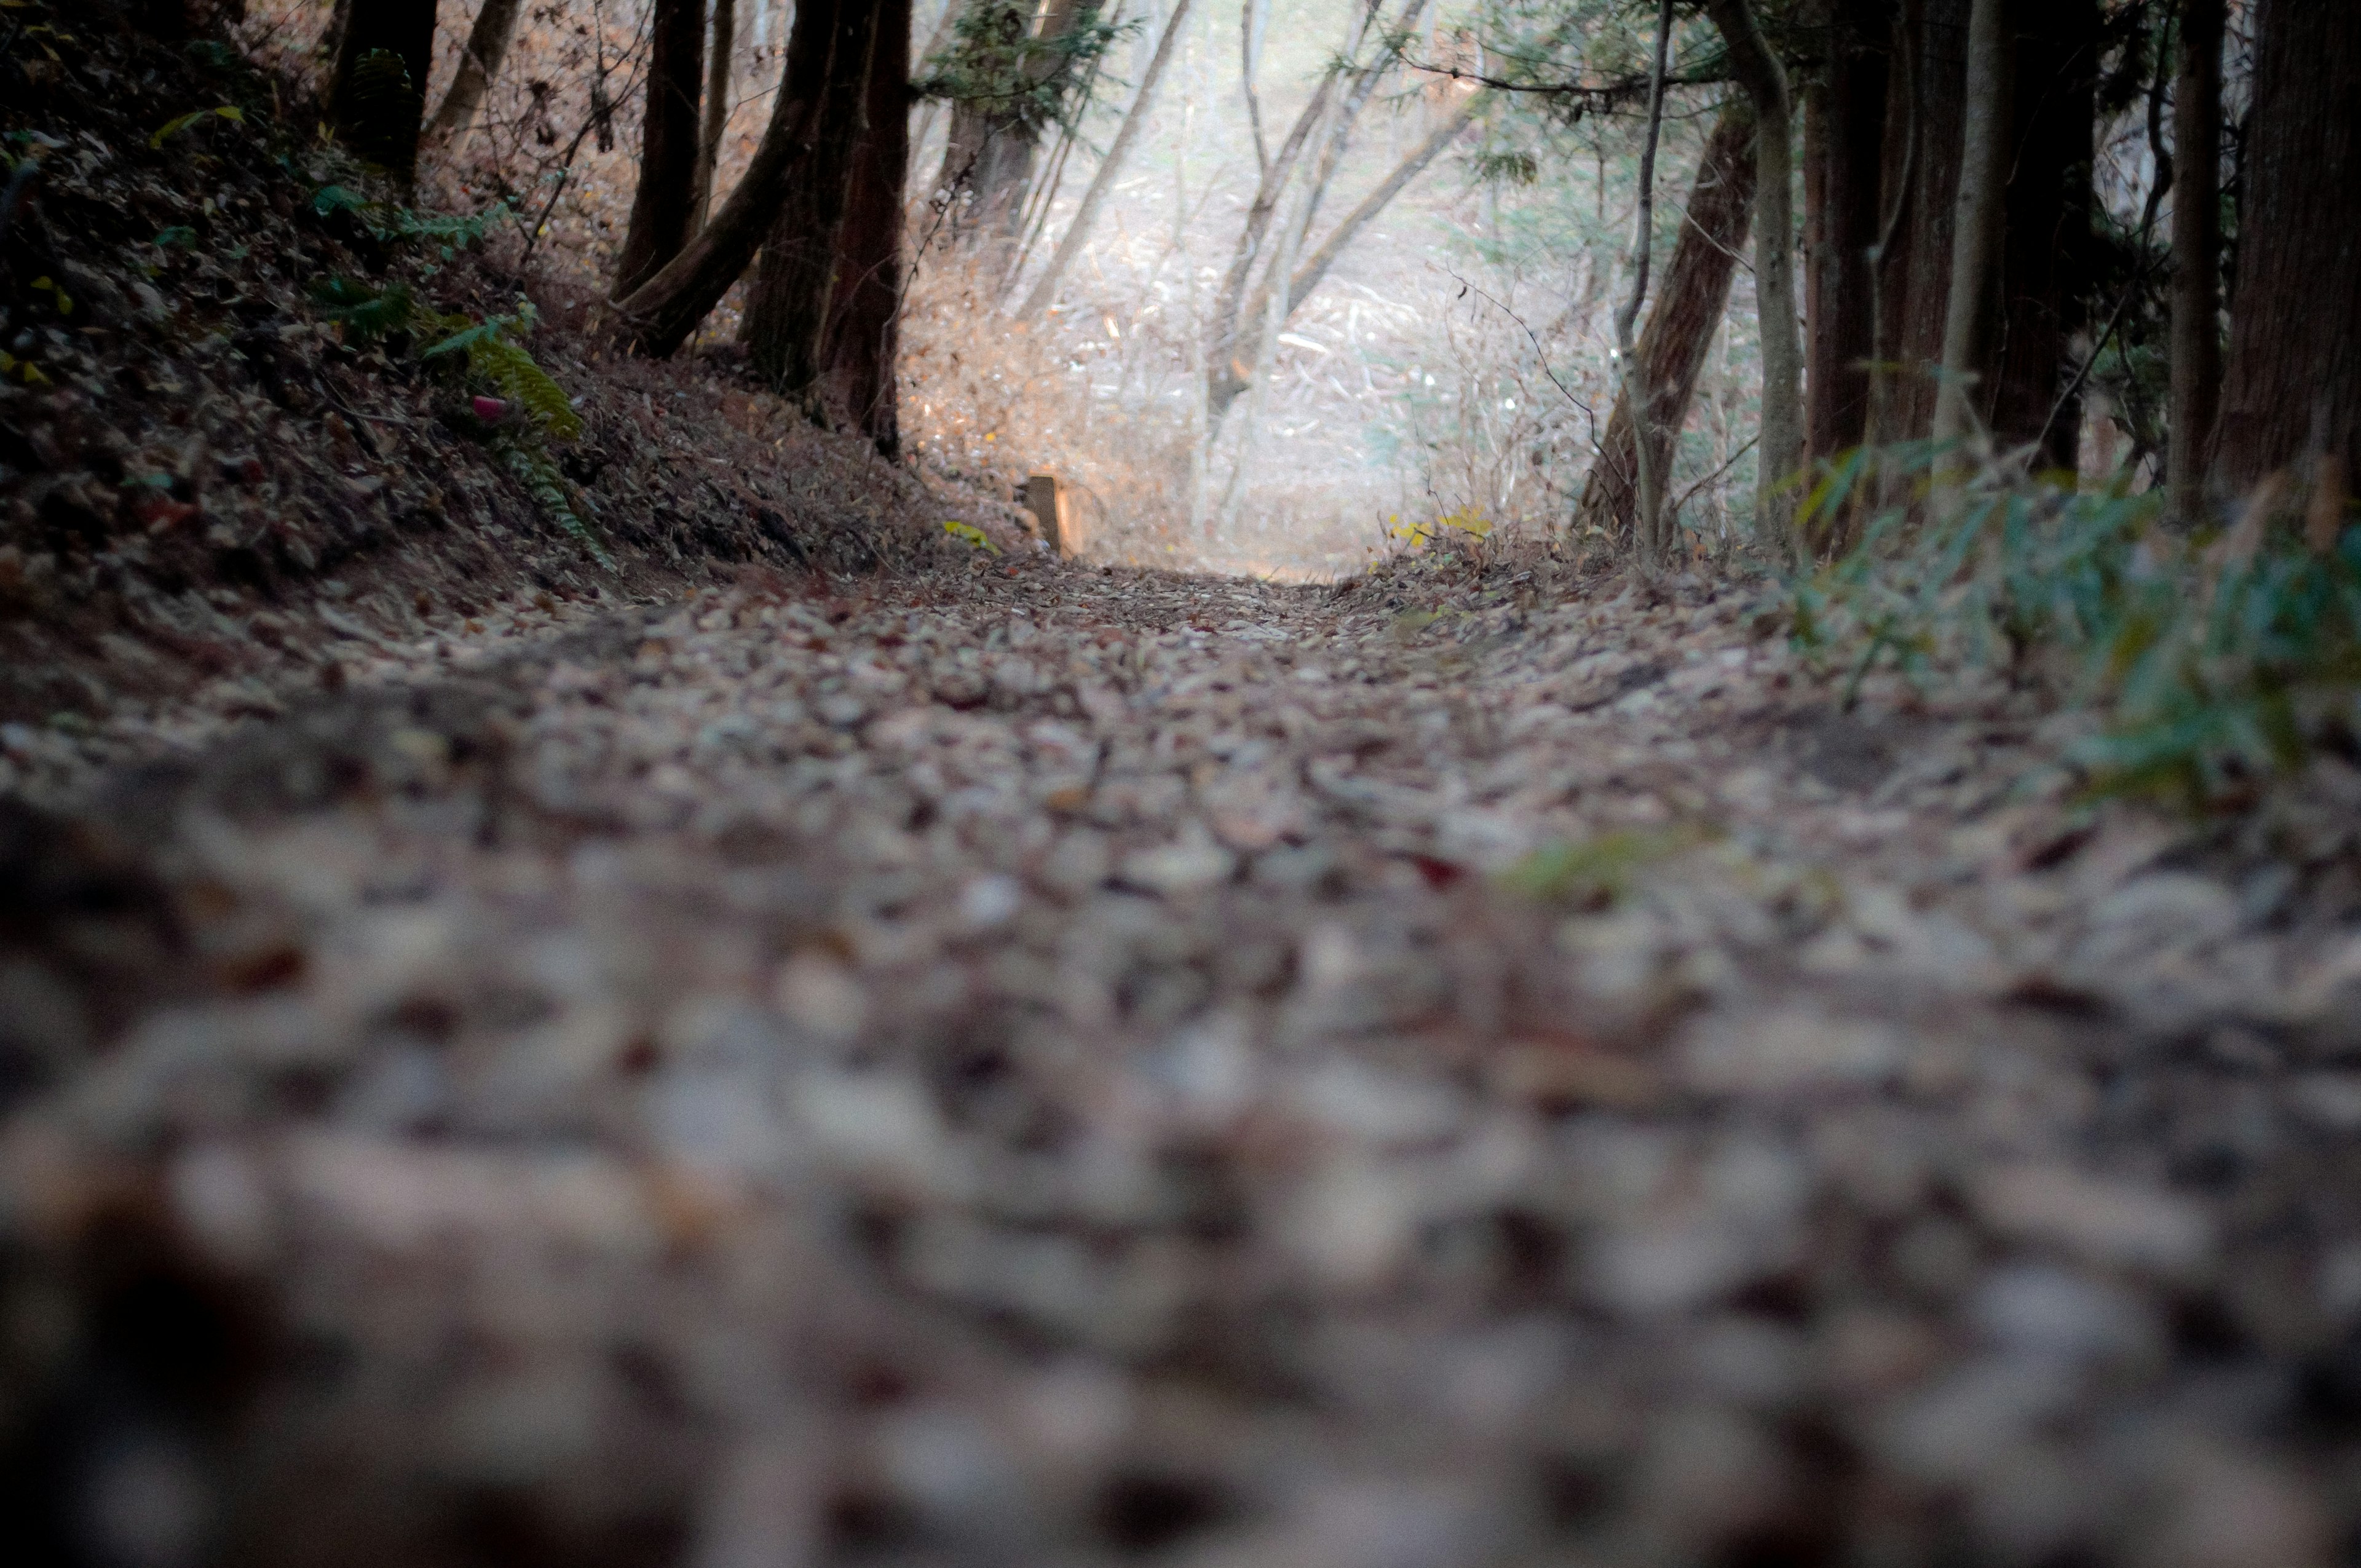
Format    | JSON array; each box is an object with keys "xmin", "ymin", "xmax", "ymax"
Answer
[
  {"xmin": 2167, "ymin": 0, "xmax": 2225, "ymax": 518},
  {"xmin": 427, "ymin": 0, "xmax": 523, "ymax": 141},
  {"xmin": 1574, "ymin": 100, "xmax": 1761, "ymax": 547},
  {"xmin": 1015, "ymin": 0, "xmax": 1199, "ymax": 320},
  {"xmin": 1703, "ymin": 0, "xmax": 1804, "ymax": 555},
  {"xmin": 1888, "ymin": 0, "xmax": 1969, "ymax": 445},
  {"xmin": 328, "ymin": 0, "xmax": 437, "ymax": 180},
  {"xmin": 743, "ymin": 1, "xmax": 882, "ymax": 396},
  {"xmin": 1204, "ymin": 0, "xmax": 1393, "ymax": 420},
  {"xmin": 1611, "ymin": 0, "xmax": 1675, "ymax": 562},
  {"xmin": 1988, "ymin": 0, "xmax": 2096, "ymax": 470},
  {"xmin": 692, "ymin": 0, "xmax": 740, "ymax": 229},
  {"xmin": 935, "ymin": 0, "xmax": 1089, "ymax": 243},
  {"xmin": 1277, "ymin": 90, "xmax": 1482, "ymax": 322},
  {"xmin": 2215, "ymin": 0, "xmax": 2361, "ymax": 495},
  {"xmin": 1805, "ymin": 0, "xmax": 1890, "ymax": 467},
  {"xmin": 615, "ymin": 0, "xmax": 708, "ymax": 299},
  {"xmin": 820, "ymin": 0, "xmax": 914, "ymax": 454},
  {"xmin": 614, "ymin": 0, "xmax": 879, "ymax": 360},
  {"xmin": 1930, "ymin": 0, "xmax": 2010, "ymax": 457}
]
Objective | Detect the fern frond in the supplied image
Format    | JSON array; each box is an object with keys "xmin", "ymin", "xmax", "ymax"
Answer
[
  {"xmin": 309, "ymin": 276, "xmax": 418, "ymax": 342},
  {"xmin": 494, "ymin": 435, "xmax": 612, "ymax": 568},
  {"xmin": 475, "ymin": 339, "xmax": 582, "ymax": 440}
]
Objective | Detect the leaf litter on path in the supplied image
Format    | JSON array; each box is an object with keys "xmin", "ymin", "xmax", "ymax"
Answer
[{"xmin": 7, "ymin": 556, "xmax": 2361, "ymax": 1566}]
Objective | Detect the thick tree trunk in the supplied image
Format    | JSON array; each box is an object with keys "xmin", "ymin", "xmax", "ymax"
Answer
[
  {"xmin": 1015, "ymin": 0, "xmax": 1199, "ymax": 321},
  {"xmin": 614, "ymin": 0, "xmax": 708, "ymax": 299},
  {"xmin": 614, "ymin": 0, "xmax": 879, "ymax": 359},
  {"xmin": 2167, "ymin": 0, "xmax": 2225, "ymax": 518},
  {"xmin": 1704, "ymin": 0, "xmax": 1804, "ymax": 554},
  {"xmin": 1574, "ymin": 100, "xmax": 1761, "ymax": 546},
  {"xmin": 820, "ymin": 0, "xmax": 914, "ymax": 454},
  {"xmin": 742, "ymin": 2, "xmax": 882, "ymax": 395},
  {"xmin": 1888, "ymin": 0, "xmax": 1969, "ymax": 445},
  {"xmin": 328, "ymin": 0, "xmax": 437, "ymax": 180},
  {"xmin": 427, "ymin": 0, "xmax": 523, "ymax": 140},
  {"xmin": 692, "ymin": 0, "xmax": 740, "ymax": 229},
  {"xmin": 1931, "ymin": 0, "xmax": 2010, "ymax": 456},
  {"xmin": 1805, "ymin": 0, "xmax": 1890, "ymax": 468},
  {"xmin": 2215, "ymin": 0, "xmax": 2361, "ymax": 494},
  {"xmin": 1989, "ymin": 0, "xmax": 2096, "ymax": 469}
]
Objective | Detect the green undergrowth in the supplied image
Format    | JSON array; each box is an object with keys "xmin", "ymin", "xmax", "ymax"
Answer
[
  {"xmin": 1791, "ymin": 444, "xmax": 2361, "ymax": 806},
  {"xmin": 307, "ymin": 274, "xmax": 607, "ymax": 569}
]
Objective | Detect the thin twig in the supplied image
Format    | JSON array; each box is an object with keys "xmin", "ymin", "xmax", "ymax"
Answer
[
  {"xmin": 1671, "ymin": 432, "xmax": 1760, "ymax": 518},
  {"xmin": 1445, "ymin": 269, "xmax": 1600, "ymax": 454}
]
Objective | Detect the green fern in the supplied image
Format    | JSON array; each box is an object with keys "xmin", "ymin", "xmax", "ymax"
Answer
[
  {"xmin": 305, "ymin": 278, "xmax": 595, "ymax": 563},
  {"xmin": 422, "ymin": 307, "xmax": 582, "ymax": 439},
  {"xmin": 492, "ymin": 435, "xmax": 612, "ymax": 568},
  {"xmin": 310, "ymin": 276, "xmax": 420, "ymax": 342}
]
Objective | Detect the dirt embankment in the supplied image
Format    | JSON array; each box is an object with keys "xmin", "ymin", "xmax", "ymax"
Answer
[{"xmin": 0, "ymin": 1, "xmax": 1036, "ymax": 734}]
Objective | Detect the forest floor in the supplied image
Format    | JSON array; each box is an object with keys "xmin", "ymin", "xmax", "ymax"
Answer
[{"xmin": 10, "ymin": 544, "xmax": 2361, "ymax": 1567}]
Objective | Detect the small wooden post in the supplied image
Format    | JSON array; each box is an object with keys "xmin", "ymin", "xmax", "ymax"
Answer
[{"xmin": 1025, "ymin": 472, "xmax": 1082, "ymax": 558}]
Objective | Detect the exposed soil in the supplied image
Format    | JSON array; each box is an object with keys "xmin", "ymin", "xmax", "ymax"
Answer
[{"xmin": 8, "ymin": 548, "xmax": 2361, "ymax": 1567}]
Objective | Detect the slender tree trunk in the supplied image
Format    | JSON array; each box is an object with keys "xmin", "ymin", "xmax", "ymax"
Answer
[
  {"xmin": 821, "ymin": 0, "xmax": 914, "ymax": 454},
  {"xmin": 615, "ymin": 0, "xmax": 708, "ymax": 299},
  {"xmin": 743, "ymin": 2, "xmax": 882, "ymax": 396},
  {"xmin": 328, "ymin": 0, "xmax": 437, "ymax": 180},
  {"xmin": 1891, "ymin": 0, "xmax": 1969, "ymax": 445},
  {"xmin": 1805, "ymin": 0, "xmax": 1889, "ymax": 469},
  {"xmin": 692, "ymin": 0, "xmax": 740, "ymax": 229},
  {"xmin": 1704, "ymin": 0, "xmax": 1804, "ymax": 555},
  {"xmin": 428, "ymin": 0, "xmax": 522, "ymax": 141},
  {"xmin": 1613, "ymin": 0, "xmax": 1675, "ymax": 563},
  {"xmin": 614, "ymin": 0, "xmax": 879, "ymax": 359},
  {"xmin": 1016, "ymin": 0, "xmax": 1199, "ymax": 320},
  {"xmin": 2168, "ymin": 0, "xmax": 2224, "ymax": 518},
  {"xmin": 1930, "ymin": 0, "xmax": 2010, "ymax": 457},
  {"xmin": 1204, "ymin": 72, "xmax": 1344, "ymax": 417},
  {"xmin": 1277, "ymin": 90, "xmax": 1482, "ymax": 320},
  {"xmin": 1204, "ymin": 0, "xmax": 1390, "ymax": 419},
  {"xmin": 2215, "ymin": 0, "xmax": 2361, "ymax": 495},
  {"xmin": 1575, "ymin": 100, "xmax": 1760, "ymax": 546},
  {"xmin": 1989, "ymin": 0, "xmax": 2096, "ymax": 470}
]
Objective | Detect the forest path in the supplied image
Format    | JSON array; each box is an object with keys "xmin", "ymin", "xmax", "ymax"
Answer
[{"xmin": 17, "ymin": 560, "xmax": 2361, "ymax": 1562}]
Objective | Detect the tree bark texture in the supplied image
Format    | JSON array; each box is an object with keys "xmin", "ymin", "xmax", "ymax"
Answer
[
  {"xmin": 1988, "ymin": 0, "xmax": 2095, "ymax": 469},
  {"xmin": 1574, "ymin": 101, "xmax": 1761, "ymax": 545},
  {"xmin": 1884, "ymin": 0, "xmax": 1969, "ymax": 445},
  {"xmin": 1931, "ymin": 0, "xmax": 2010, "ymax": 455},
  {"xmin": 615, "ymin": 0, "xmax": 708, "ymax": 299},
  {"xmin": 1805, "ymin": 0, "xmax": 1891, "ymax": 467},
  {"xmin": 693, "ymin": 0, "xmax": 740, "ymax": 228},
  {"xmin": 427, "ymin": 0, "xmax": 523, "ymax": 140},
  {"xmin": 820, "ymin": 0, "xmax": 913, "ymax": 454},
  {"xmin": 614, "ymin": 0, "xmax": 877, "ymax": 359},
  {"xmin": 2215, "ymin": 0, "xmax": 2361, "ymax": 494},
  {"xmin": 328, "ymin": 0, "xmax": 437, "ymax": 179},
  {"xmin": 1703, "ymin": 0, "xmax": 1804, "ymax": 553},
  {"xmin": 743, "ymin": 0, "xmax": 882, "ymax": 395},
  {"xmin": 2167, "ymin": 0, "xmax": 2225, "ymax": 517}
]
